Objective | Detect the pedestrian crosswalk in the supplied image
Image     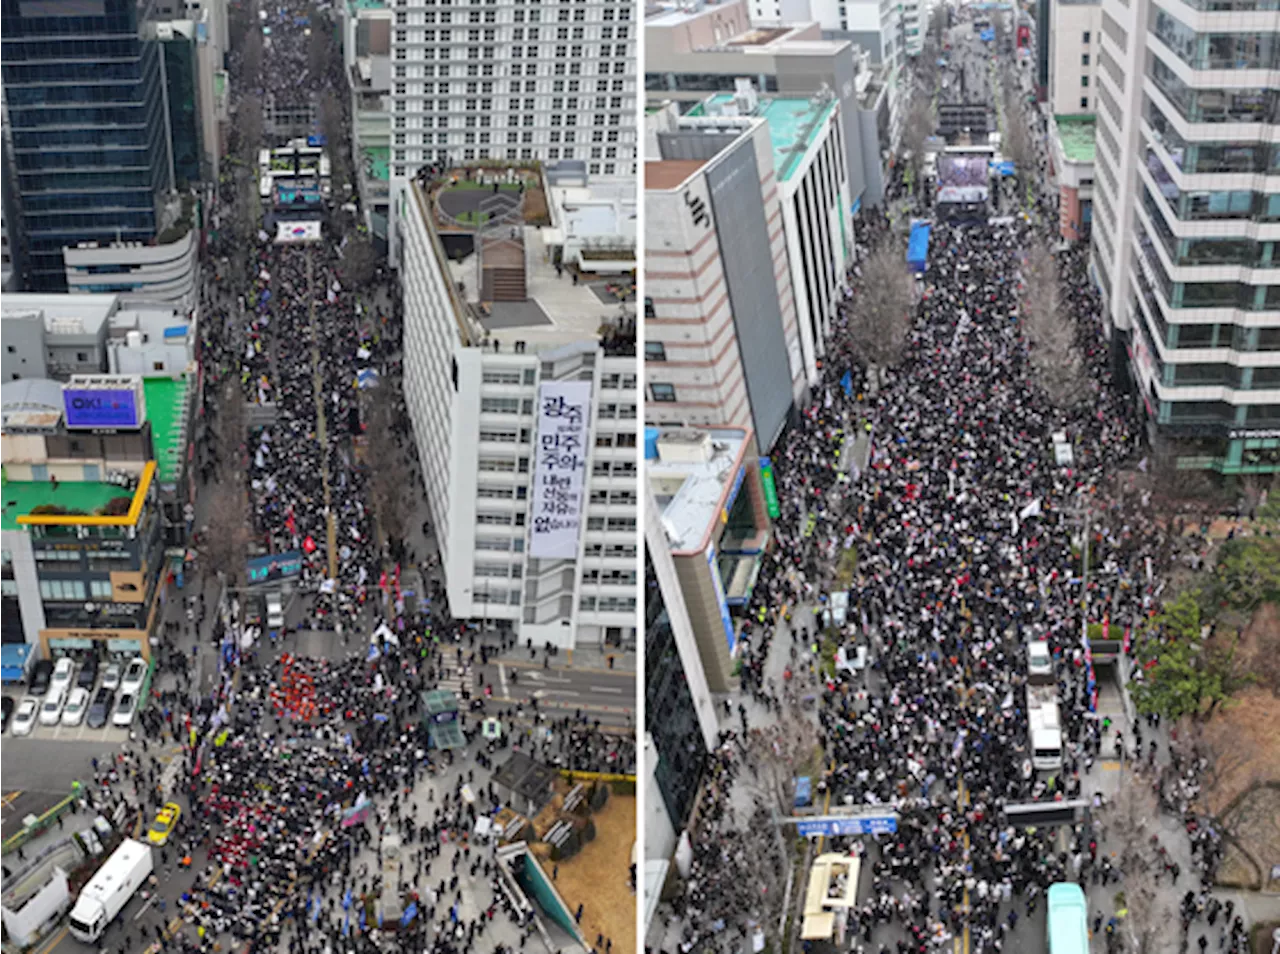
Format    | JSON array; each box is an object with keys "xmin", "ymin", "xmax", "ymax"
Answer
[{"xmin": 435, "ymin": 662, "xmax": 473, "ymax": 699}]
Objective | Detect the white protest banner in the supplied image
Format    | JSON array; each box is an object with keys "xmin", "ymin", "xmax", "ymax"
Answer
[{"xmin": 529, "ymin": 381, "xmax": 592, "ymax": 559}]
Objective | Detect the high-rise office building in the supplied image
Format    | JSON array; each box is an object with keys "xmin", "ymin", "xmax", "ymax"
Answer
[
  {"xmin": 397, "ymin": 167, "xmax": 639, "ymax": 650},
  {"xmin": 385, "ymin": 0, "xmax": 638, "ymax": 261},
  {"xmin": 1090, "ymin": 0, "xmax": 1280, "ymax": 473},
  {"xmin": 1, "ymin": 0, "xmax": 175, "ymax": 291}
]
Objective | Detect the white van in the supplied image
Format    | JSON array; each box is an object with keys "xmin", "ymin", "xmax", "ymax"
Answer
[
  {"xmin": 266, "ymin": 592, "xmax": 285, "ymax": 630},
  {"xmin": 1027, "ymin": 641, "xmax": 1053, "ymax": 685},
  {"xmin": 39, "ymin": 684, "xmax": 68, "ymax": 725}
]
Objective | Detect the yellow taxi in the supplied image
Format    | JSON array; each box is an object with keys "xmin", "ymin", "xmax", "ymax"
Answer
[{"xmin": 147, "ymin": 802, "xmax": 182, "ymax": 846}]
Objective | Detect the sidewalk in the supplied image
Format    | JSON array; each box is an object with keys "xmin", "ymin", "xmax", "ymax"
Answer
[{"xmin": 490, "ymin": 644, "xmax": 636, "ymax": 675}]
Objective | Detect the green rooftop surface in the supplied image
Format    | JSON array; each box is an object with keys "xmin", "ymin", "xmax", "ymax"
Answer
[
  {"xmin": 348, "ymin": 0, "xmax": 385, "ymax": 9},
  {"xmin": 1055, "ymin": 115, "xmax": 1097, "ymax": 164},
  {"xmin": 364, "ymin": 146, "xmax": 390, "ymax": 182},
  {"xmin": 1, "ymin": 477, "xmax": 130, "ymax": 531},
  {"xmin": 701, "ymin": 94, "xmax": 839, "ymax": 181},
  {"xmin": 143, "ymin": 376, "xmax": 188, "ymax": 484}
]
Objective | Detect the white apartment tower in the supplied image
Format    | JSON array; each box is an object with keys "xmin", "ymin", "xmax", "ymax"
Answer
[
  {"xmin": 386, "ymin": 0, "xmax": 638, "ymax": 256},
  {"xmin": 1090, "ymin": 0, "xmax": 1280, "ymax": 474},
  {"xmin": 398, "ymin": 173, "xmax": 639, "ymax": 650}
]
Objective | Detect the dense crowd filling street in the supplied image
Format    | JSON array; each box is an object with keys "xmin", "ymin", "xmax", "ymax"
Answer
[
  {"xmin": 655, "ymin": 36, "xmax": 1256, "ymax": 954},
  {"xmin": 30, "ymin": 4, "xmax": 637, "ymax": 954}
]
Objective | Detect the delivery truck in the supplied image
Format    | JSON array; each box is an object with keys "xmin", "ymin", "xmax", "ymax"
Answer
[{"xmin": 68, "ymin": 838, "xmax": 154, "ymax": 942}]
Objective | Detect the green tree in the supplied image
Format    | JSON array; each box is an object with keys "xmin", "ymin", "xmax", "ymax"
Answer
[
  {"xmin": 1132, "ymin": 590, "xmax": 1250, "ymax": 720},
  {"xmin": 1212, "ymin": 536, "xmax": 1280, "ymax": 613}
]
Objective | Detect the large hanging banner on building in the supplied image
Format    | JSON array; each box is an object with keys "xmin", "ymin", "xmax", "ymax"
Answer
[{"xmin": 529, "ymin": 380, "xmax": 592, "ymax": 559}]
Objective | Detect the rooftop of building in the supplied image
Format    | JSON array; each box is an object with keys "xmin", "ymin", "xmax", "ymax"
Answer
[
  {"xmin": 691, "ymin": 93, "xmax": 838, "ymax": 180},
  {"xmin": 645, "ymin": 0, "xmax": 739, "ymax": 26},
  {"xmin": 1, "ymin": 294, "xmax": 119, "ymax": 337},
  {"xmin": 647, "ymin": 427, "xmax": 749, "ymax": 553},
  {"xmin": 1055, "ymin": 114, "xmax": 1097, "ymax": 164},
  {"xmin": 644, "ymin": 160, "xmax": 708, "ymax": 191},
  {"xmin": 410, "ymin": 176, "xmax": 635, "ymax": 355},
  {"xmin": 141, "ymin": 376, "xmax": 188, "ymax": 484},
  {"xmin": 725, "ymin": 26, "xmax": 792, "ymax": 45},
  {"xmin": 1, "ymin": 478, "xmax": 132, "ymax": 532}
]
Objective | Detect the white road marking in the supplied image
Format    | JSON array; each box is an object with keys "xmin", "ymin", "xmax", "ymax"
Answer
[
  {"xmin": 589, "ymin": 687, "xmax": 625, "ymax": 694},
  {"xmin": 498, "ymin": 663, "xmax": 508, "ymax": 697}
]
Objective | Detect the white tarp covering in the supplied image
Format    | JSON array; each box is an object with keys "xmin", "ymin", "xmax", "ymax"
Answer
[
  {"xmin": 1, "ymin": 866, "xmax": 70, "ymax": 947},
  {"xmin": 529, "ymin": 380, "xmax": 592, "ymax": 559},
  {"xmin": 275, "ymin": 220, "xmax": 322, "ymax": 244}
]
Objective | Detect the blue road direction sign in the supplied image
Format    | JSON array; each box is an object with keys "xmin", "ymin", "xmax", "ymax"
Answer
[{"xmin": 793, "ymin": 814, "xmax": 898, "ymax": 837}]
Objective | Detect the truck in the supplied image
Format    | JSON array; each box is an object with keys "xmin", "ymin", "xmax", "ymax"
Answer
[
  {"xmin": 67, "ymin": 838, "xmax": 154, "ymax": 942},
  {"xmin": 1027, "ymin": 685, "xmax": 1063, "ymax": 773}
]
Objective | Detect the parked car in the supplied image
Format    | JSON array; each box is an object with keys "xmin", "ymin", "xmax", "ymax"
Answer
[
  {"xmin": 120, "ymin": 657, "xmax": 147, "ymax": 698},
  {"xmin": 78, "ymin": 655, "xmax": 100, "ymax": 690},
  {"xmin": 87, "ymin": 688, "xmax": 114, "ymax": 729},
  {"xmin": 50, "ymin": 657, "xmax": 76, "ymax": 695},
  {"xmin": 39, "ymin": 685, "xmax": 67, "ymax": 725},
  {"xmin": 29, "ymin": 659, "xmax": 54, "ymax": 696},
  {"xmin": 62, "ymin": 687, "xmax": 90, "ymax": 727},
  {"xmin": 147, "ymin": 802, "xmax": 182, "ymax": 846},
  {"xmin": 101, "ymin": 662, "xmax": 122, "ymax": 692},
  {"xmin": 1, "ymin": 696, "xmax": 13, "ymax": 732},
  {"xmin": 112, "ymin": 692, "xmax": 137, "ymax": 727},
  {"xmin": 11, "ymin": 698, "xmax": 39, "ymax": 736}
]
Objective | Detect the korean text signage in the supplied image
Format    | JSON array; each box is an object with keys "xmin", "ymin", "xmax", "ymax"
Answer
[
  {"xmin": 759, "ymin": 457, "xmax": 781, "ymax": 518},
  {"xmin": 530, "ymin": 381, "xmax": 592, "ymax": 559},
  {"xmin": 794, "ymin": 814, "xmax": 898, "ymax": 837},
  {"xmin": 63, "ymin": 388, "xmax": 141, "ymax": 430}
]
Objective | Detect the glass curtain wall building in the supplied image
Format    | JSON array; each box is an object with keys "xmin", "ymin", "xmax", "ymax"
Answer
[
  {"xmin": 1089, "ymin": 0, "xmax": 1280, "ymax": 473},
  {"xmin": 1, "ymin": 0, "xmax": 174, "ymax": 291}
]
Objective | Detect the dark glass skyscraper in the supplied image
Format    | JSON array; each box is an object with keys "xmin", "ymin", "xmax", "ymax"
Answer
[
  {"xmin": 1, "ymin": 0, "xmax": 173, "ymax": 290},
  {"xmin": 644, "ymin": 549, "xmax": 707, "ymax": 833}
]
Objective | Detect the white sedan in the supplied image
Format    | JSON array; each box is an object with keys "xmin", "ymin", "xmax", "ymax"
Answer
[
  {"xmin": 50, "ymin": 657, "xmax": 76, "ymax": 695},
  {"xmin": 39, "ymin": 691, "xmax": 67, "ymax": 726},
  {"xmin": 11, "ymin": 698, "xmax": 38, "ymax": 736},
  {"xmin": 61, "ymin": 687, "xmax": 90, "ymax": 727}
]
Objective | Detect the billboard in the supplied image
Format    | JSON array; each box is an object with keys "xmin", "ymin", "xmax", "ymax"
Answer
[
  {"xmin": 529, "ymin": 380, "xmax": 592, "ymax": 559},
  {"xmin": 63, "ymin": 381, "xmax": 144, "ymax": 430},
  {"xmin": 936, "ymin": 155, "xmax": 990, "ymax": 204},
  {"xmin": 246, "ymin": 550, "xmax": 303, "ymax": 584}
]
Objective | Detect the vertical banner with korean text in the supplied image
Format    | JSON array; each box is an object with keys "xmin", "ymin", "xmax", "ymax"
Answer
[{"xmin": 530, "ymin": 380, "xmax": 593, "ymax": 559}]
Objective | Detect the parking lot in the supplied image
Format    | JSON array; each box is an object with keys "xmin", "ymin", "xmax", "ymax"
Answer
[{"xmin": 1, "ymin": 701, "xmax": 132, "ymax": 745}]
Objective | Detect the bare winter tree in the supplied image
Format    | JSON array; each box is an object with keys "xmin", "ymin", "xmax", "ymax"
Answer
[
  {"xmin": 1020, "ymin": 239, "xmax": 1087, "ymax": 410},
  {"xmin": 339, "ymin": 234, "xmax": 379, "ymax": 289},
  {"xmin": 319, "ymin": 90, "xmax": 351, "ymax": 200},
  {"xmin": 362, "ymin": 381, "xmax": 413, "ymax": 561},
  {"xmin": 1109, "ymin": 775, "xmax": 1181, "ymax": 953},
  {"xmin": 1000, "ymin": 72, "xmax": 1034, "ymax": 198},
  {"xmin": 199, "ymin": 479, "xmax": 254, "ymax": 587},
  {"xmin": 900, "ymin": 99, "xmax": 936, "ymax": 197},
  {"xmin": 849, "ymin": 237, "xmax": 913, "ymax": 385}
]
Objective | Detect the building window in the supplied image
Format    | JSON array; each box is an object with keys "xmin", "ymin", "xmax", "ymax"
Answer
[
  {"xmin": 645, "ymin": 341, "xmax": 666, "ymax": 361},
  {"xmin": 1082, "ymin": 30, "xmax": 1090, "ymax": 42},
  {"xmin": 1081, "ymin": 76, "xmax": 1089, "ymax": 87},
  {"xmin": 1081, "ymin": 97, "xmax": 1090, "ymax": 109},
  {"xmin": 650, "ymin": 382, "xmax": 676, "ymax": 402},
  {"xmin": 40, "ymin": 579, "xmax": 87, "ymax": 601}
]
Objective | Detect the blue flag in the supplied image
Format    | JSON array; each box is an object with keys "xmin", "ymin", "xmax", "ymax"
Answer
[
  {"xmin": 840, "ymin": 369, "xmax": 854, "ymax": 398},
  {"xmin": 401, "ymin": 902, "xmax": 419, "ymax": 927},
  {"xmin": 343, "ymin": 889, "xmax": 353, "ymax": 910}
]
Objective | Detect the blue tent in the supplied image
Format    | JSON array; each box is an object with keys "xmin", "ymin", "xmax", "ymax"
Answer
[
  {"xmin": 907, "ymin": 221, "xmax": 932, "ymax": 274},
  {"xmin": 1, "ymin": 644, "xmax": 33, "ymax": 684}
]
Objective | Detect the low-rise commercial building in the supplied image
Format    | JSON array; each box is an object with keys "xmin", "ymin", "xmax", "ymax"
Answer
[
  {"xmin": 688, "ymin": 90, "xmax": 853, "ymax": 390},
  {"xmin": 644, "ymin": 106, "xmax": 803, "ymax": 452},
  {"xmin": 646, "ymin": 426, "xmax": 771, "ymax": 692},
  {"xmin": 1, "ymin": 460, "xmax": 164, "ymax": 662}
]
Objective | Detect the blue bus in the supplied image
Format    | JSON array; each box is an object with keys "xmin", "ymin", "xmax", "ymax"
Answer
[{"xmin": 1047, "ymin": 883, "xmax": 1089, "ymax": 954}]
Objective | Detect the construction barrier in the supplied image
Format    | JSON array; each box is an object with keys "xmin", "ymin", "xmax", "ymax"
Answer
[{"xmin": 1, "ymin": 783, "xmax": 85, "ymax": 857}]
